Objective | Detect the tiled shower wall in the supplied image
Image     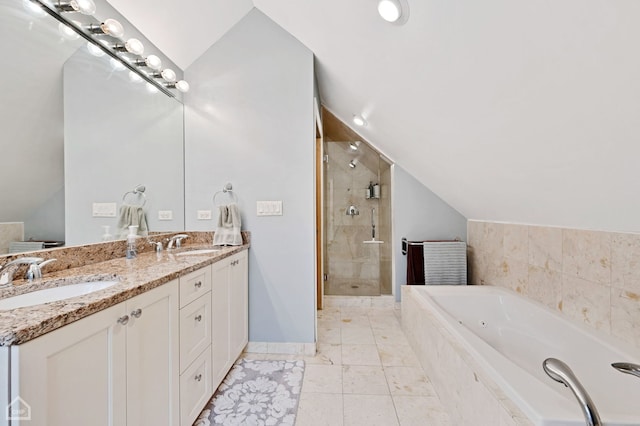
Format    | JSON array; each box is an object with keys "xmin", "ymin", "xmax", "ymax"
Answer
[
  {"xmin": 467, "ymin": 220, "xmax": 640, "ymax": 349},
  {"xmin": 0, "ymin": 222, "xmax": 24, "ymax": 254}
]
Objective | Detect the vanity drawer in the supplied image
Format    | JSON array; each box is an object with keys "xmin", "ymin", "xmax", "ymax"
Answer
[
  {"xmin": 180, "ymin": 294, "xmax": 212, "ymax": 373},
  {"xmin": 180, "ymin": 345, "xmax": 212, "ymax": 426},
  {"xmin": 179, "ymin": 267, "xmax": 212, "ymax": 308}
]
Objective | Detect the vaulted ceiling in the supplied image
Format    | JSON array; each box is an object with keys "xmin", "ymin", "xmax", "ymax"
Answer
[{"xmin": 107, "ymin": 0, "xmax": 640, "ymax": 233}]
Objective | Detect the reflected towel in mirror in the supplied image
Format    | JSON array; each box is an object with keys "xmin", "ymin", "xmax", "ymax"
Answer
[
  {"xmin": 117, "ymin": 205, "xmax": 149, "ymax": 239},
  {"xmin": 213, "ymin": 203, "xmax": 242, "ymax": 246}
]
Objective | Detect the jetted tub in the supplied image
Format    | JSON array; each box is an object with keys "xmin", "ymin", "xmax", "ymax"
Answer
[{"xmin": 401, "ymin": 285, "xmax": 640, "ymax": 426}]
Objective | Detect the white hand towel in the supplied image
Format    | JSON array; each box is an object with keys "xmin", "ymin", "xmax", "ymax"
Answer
[
  {"xmin": 117, "ymin": 204, "xmax": 149, "ymax": 239},
  {"xmin": 213, "ymin": 203, "xmax": 242, "ymax": 246}
]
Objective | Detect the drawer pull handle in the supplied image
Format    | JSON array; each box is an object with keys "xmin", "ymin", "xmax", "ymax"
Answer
[
  {"xmin": 194, "ymin": 281, "xmax": 202, "ymax": 288},
  {"xmin": 117, "ymin": 315, "xmax": 129, "ymax": 325},
  {"xmin": 131, "ymin": 308, "xmax": 142, "ymax": 319},
  {"xmin": 195, "ymin": 374, "xmax": 202, "ymax": 382},
  {"xmin": 195, "ymin": 314, "xmax": 202, "ymax": 322}
]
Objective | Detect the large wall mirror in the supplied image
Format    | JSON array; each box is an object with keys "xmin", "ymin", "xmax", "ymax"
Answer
[{"xmin": 0, "ymin": 0, "xmax": 185, "ymax": 250}]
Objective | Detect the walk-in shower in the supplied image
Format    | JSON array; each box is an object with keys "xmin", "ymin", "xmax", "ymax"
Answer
[{"xmin": 322, "ymin": 134, "xmax": 392, "ymax": 296}]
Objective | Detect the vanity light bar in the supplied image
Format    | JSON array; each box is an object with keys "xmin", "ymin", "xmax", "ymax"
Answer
[{"xmin": 30, "ymin": 0, "xmax": 188, "ymax": 98}]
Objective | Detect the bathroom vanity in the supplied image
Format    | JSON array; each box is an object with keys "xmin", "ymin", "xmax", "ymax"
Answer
[{"xmin": 0, "ymin": 235, "xmax": 249, "ymax": 426}]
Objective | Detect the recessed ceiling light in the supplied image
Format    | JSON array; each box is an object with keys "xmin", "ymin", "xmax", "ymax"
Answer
[
  {"xmin": 378, "ymin": 0, "xmax": 409, "ymax": 24},
  {"xmin": 353, "ymin": 115, "xmax": 367, "ymax": 127}
]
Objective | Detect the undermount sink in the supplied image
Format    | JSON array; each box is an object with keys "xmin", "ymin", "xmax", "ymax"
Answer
[
  {"xmin": 176, "ymin": 249, "xmax": 222, "ymax": 256},
  {"xmin": 0, "ymin": 280, "xmax": 119, "ymax": 310}
]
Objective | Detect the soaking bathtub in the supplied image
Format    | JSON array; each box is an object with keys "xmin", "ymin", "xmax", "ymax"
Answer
[{"xmin": 401, "ymin": 285, "xmax": 640, "ymax": 426}]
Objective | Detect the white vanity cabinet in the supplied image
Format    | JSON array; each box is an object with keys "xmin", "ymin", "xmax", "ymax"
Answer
[
  {"xmin": 178, "ymin": 267, "xmax": 213, "ymax": 426},
  {"xmin": 7, "ymin": 280, "xmax": 179, "ymax": 426},
  {"xmin": 212, "ymin": 250, "xmax": 249, "ymax": 389}
]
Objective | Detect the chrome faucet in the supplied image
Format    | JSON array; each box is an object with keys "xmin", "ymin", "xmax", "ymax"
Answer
[
  {"xmin": 148, "ymin": 240, "xmax": 163, "ymax": 252},
  {"xmin": 612, "ymin": 362, "xmax": 640, "ymax": 379},
  {"xmin": 543, "ymin": 358, "xmax": 602, "ymax": 426},
  {"xmin": 0, "ymin": 257, "xmax": 44, "ymax": 287},
  {"xmin": 25, "ymin": 258, "xmax": 57, "ymax": 281},
  {"xmin": 166, "ymin": 234, "xmax": 189, "ymax": 250}
]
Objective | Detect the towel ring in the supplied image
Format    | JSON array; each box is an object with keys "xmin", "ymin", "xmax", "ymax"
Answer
[
  {"xmin": 213, "ymin": 183, "xmax": 238, "ymax": 206},
  {"xmin": 122, "ymin": 184, "xmax": 147, "ymax": 207}
]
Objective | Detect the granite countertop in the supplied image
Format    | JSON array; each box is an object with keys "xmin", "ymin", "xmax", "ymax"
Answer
[{"xmin": 0, "ymin": 243, "xmax": 249, "ymax": 346}]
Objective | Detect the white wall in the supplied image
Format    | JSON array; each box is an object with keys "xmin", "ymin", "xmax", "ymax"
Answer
[
  {"xmin": 184, "ymin": 9, "xmax": 316, "ymax": 343},
  {"xmin": 393, "ymin": 165, "xmax": 467, "ymax": 300}
]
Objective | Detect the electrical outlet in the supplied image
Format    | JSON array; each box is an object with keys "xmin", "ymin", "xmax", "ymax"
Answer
[
  {"xmin": 197, "ymin": 210, "xmax": 212, "ymax": 220},
  {"xmin": 257, "ymin": 201, "xmax": 283, "ymax": 216},
  {"xmin": 92, "ymin": 202, "xmax": 117, "ymax": 217},
  {"xmin": 158, "ymin": 210, "xmax": 173, "ymax": 220}
]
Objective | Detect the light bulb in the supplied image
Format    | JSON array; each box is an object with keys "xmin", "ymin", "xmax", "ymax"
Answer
[
  {"xmin": 160, "ymin": 68, "xmax": 176, "ymax": 82},
  {"xmin": 71, "ymin": 0, "xmax": 96, "ymax": 15},
  {"xmin": 58, "ymin": 21, "xmax": 80, "ymax": 40},
  {"xmin": 353, "ymin": 115, "xmax": 367, "ymax": 127},
  {"xmin": 86, "ymin": 41, "xmax": 105, "ymax": 57},
  {"xmin": 349, "ymin": 141, "xmax": 361, "ymax": 151},
  {"xmin": 175, "ymin": 80, "xmax": 190, "ymax": 93},
  {"xmin": 100, "ymin": 18, "xmax": 124, "ymax": 38},
  {"xmin": 128, "ymin": 71, "xmax": 143, "ymax": 83},
  {"xmin": 124, "ymin": 38, "xmax": 144, "ymax": 55},
  {"xmin": 110, "ymin": 58, "xmax": 125, "ymax": 71},
  {"xmin": 145, "ymin": 55, "xmax": 162, "ymax": 70},
  {"xmin": 378, "ymin": 0, "xmax": 401, "ymax": 22}
]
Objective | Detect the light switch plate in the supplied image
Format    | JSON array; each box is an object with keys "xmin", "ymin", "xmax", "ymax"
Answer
[
  {"xmin": 197, "ymin": 210, "xmax": 212, "ymax": 220},
  {"xmin": 92, "ymin": 202, "xmax": 117, "ymax": 217},
  {"xmin": 257, "ymin": 201, "xmax": 283, "ymax": 216},
  {"xmin": 158, "ymin": 210, "xmax": 173, "ymax": 220}
]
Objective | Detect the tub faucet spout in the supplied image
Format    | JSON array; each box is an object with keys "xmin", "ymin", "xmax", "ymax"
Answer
[
  {"xmin": 543, "ymin": 358, "xmax": 602, "ymax": 426},
  {"xmin": 612, "ymin": 362, "xmax": 640, "ymax": 379}
]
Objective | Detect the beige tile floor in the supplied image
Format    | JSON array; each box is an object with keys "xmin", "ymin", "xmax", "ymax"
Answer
[{"xmin": 244, "ymin": 302, "xmax": 452, "ymax": 426}]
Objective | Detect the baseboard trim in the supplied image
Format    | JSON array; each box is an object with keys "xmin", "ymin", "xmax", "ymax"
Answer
[{"xmin": 245, "ymin": 341, "xmax": 317, "ymax": 356}]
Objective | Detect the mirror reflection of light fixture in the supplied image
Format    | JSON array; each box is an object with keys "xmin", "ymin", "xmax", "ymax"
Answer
[
  {"xmin": 349, "ymin": 159, "xmax": 358, "ymax": 168},
  {"xmin": 56, "ymin": 0, "xmax": 96, "ymax": 15},
  {"xmin": 86, "ymin": 41, "xmax": 105, "ymax": 57},
  {"xmin": 353, "ymin": 115, "xmax": 367, "ymax": 127},
  {"xmin": 349, "ymin": 141, "xmax": 361, "ymax": 151},
  {"xmin": 377, "ymin": 0, "xmax": 410, "ymax": 24},
  {"xmin": 58, "ymin": 21, "xmax": 80, "ymax": 40},
  {"xmin": 128, "ymin": 71, "xmax": 143, "ymax": 83},
  {"xmin": 110, "ymin": 58, "xmax": 126, "ymax": 71}
]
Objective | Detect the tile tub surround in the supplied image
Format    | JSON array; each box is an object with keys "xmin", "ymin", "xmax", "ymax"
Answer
[
  {"xmin": 0, "ymin": 239, "xmax": 250, "ymax": 346},
  {"xmin": 401, "ymin": 286, "xmax": 532, "ymax": 426},
  {"xmin": 0, "ymin": 222, "xmax": 24, "ymax": 255},
  {"xmin": 467, "ymin": 221, "xmax": 640, "ymax": 349}
]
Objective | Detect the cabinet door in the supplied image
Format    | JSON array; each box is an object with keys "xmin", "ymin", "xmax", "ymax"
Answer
[
  {"xmin": 211, "ymin": 258, "xmax": 231, "ymax": 389},
  {"xmin": 126, "ymin": 281, "xmax": 179, "ymax": 426},
  {"xmin": 10, "ymin": 302, "xmax": 127, "ymax": 426},
  {"xmin": 229, "ymin": 251, "xmax": 249, "ymax": 360}
]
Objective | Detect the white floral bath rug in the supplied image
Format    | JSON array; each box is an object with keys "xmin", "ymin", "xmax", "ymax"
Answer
[{"xmin": 193, "ymin": 358, "xmax": 305, "ymax": 426}]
